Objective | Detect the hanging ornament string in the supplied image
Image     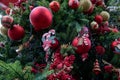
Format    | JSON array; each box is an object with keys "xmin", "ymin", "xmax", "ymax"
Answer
[{"xmin": 16, "ymin": 35, "xmax": 34, "ymax": 53}]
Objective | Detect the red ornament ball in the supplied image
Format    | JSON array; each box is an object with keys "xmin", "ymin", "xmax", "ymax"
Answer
[
  {"xmin": 1, "ymin": 15, "xmax": 14, "ymax": 28},
  {"xmin": 8, "ymin": 24, "xmax": 25, "ymax": 40},
  {"xmin": 68, "ymin": 0, "xmax": 79, "ymax": 9},
  {"xmin": 94, "ymin": 15, "xmax": 103, "ymax": 24},
  {"xmin": 29, "ymin": 6, "xmax": 53, "ymax": 31},
  {"xmin": 96, "ymin": 0, "xmax": 104, "ymax": 7},
  {"xmin": 72, "ymin": 37, "xmax": 91, "ymax": 55},
  {"xmin": 51, "ymin": 38, "xmax": 59, "ymax": 50},
  {"xmin": 95, "ymin": 45, "xmax": 105, "ymax": 55},
  {"xmin": 49, "ymin": 1, "xmax": 60, "ymax": 12}
]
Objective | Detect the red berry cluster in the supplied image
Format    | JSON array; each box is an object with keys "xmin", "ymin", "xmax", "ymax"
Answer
[
  {"xmin": 47, "ymin": 52, "xmax": 75, "ymax": 80},
  {"xmin": 31, "ymin": 63, "xmax": 46, "ymax": 74}
]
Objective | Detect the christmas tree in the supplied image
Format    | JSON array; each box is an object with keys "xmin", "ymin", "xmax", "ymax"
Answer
[{"xmin": 0, "ymin": 0, "xmax": 120, "ymax": 80}]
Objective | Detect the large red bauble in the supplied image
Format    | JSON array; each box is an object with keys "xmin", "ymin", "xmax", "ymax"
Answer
[
  {"xmin": 72, "ymin": 37, "xmax": 91, "ymax": 54},
  {"xmin": 0, "ymin": 0, "xmax": 18, "ymax": 6},
  {"xmin": 8, "ymin": 24, "xmax": 25, "ymax": 40},
  {"xmin": 68, "ymin": 0, "xmax": 79, "ymax": 9},
  {"xmin": 29, "ymin": 6, "xmax": 53, "ymax": 31},
  {"xmin": 94, "ymin": 15, "xmax": 103, "ymax": 24},
  {"xmin": 1, "ymin": 15, "xmax": 14, "ymax": 28},
  {"xmin": 49, "ymin": 1, "xmax": 60, "ymax": 12}
]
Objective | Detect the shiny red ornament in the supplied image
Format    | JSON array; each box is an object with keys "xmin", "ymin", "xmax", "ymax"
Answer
[
  {"xmin": 94, "ymin": 15, "xmax": 103, "ymax": 24},
  {"xmin": 95, "ymin": 45, "xmax": 105, "ymax": 55},
  {"xmin": 68, "ymin": 0, "xmax": 79, "ymax": 9},
  {"xmin": 8, "ymin": 24, "xmax": 25, "ymax": 40},
  {"xmin": 72, "ymin": 37, "xmax": 91, "ymax": 55},
  {"xmin": 29, "ymin": 6, "xmax": 53, "ymax": 31},
  {"xmin": 1, "ymin": 15, "xmax": 14, "ymax": 28},
  {"xmin": 49, "ymin": 1, "xmax": 60, "ymax": 12}
]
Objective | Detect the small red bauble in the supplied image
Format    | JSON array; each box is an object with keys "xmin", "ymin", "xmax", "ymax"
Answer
[
  {"xmin": 72, "ymin": 37, "xmax": 91, "ymax": 55},
  {"xmin": 49, "ymin": 1, "xmax": 60, "ymax": 12},
  {"xmin": 94, "ymin": 15, "xmax": 103, "ymax": 24},
  {"xmin": 68, "ymin": 0, "xmax": 79, "ymax": 9},
  {"xmin": 1, "ymin": 15, "xmax": 14, "ymax": 28},
  {"xmin": 95, "ymin": 45, "xmax": 105, "ymax": 55},
  {"xmin": 51, "ymin": 38, "xmax": 59, "ymax": 50},
  {"xmin": 29, "ymin": 6, "xmax": 53, "ymax": 31},
  {"xmin": 8, "ymin": 24, "xmax": 25, "ymax": 40}
]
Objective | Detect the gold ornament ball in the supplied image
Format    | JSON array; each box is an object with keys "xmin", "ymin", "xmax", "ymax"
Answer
[
  {"xmin": 100, "ymin": 11, "xmax": 110, "ymax": 21},
  {"xmin": 90, "ymin": 21, "xmax": 99, "ymax": 30},
  {"xmin": 80, "ymin": 0, "xmax": 92, "ymax": 12},
  {"xmin": 0, "ymin": 26, "xmax": 8, "ymax": 36}
]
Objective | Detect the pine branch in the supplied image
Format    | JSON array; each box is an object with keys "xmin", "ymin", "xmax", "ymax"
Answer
[{"xmin": 8, "ymin": 65, "xmax": 24, "ymax": 80}]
